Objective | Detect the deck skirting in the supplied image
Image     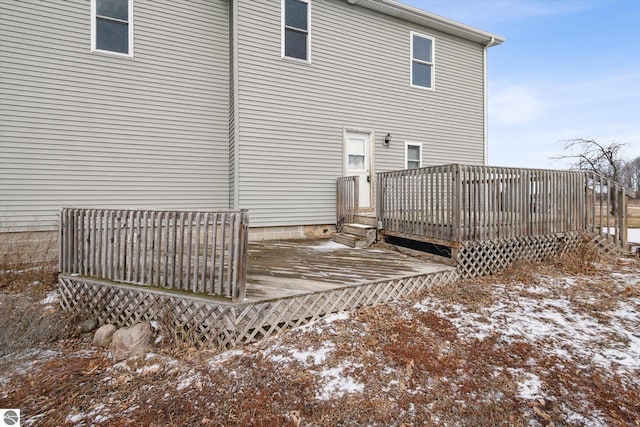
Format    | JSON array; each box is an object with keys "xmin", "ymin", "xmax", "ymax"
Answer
[
  {"xmin": 454, "ymin": 230, "xmax": 624, "ymax": 278},
  {"xmin": 58, "ymin": 267, "xmax": 459, "ymax": 350}
]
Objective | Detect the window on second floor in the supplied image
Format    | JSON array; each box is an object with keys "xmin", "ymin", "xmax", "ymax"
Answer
[
  {"xmin": 282, "ymin": 0, "xmax": 310, "ymax": 61},
  {"xmin": 92, "ymin": 0, "xmax": 133, "ymax": 57},
  {"xmin": 406, "ymin": 142, "xmax": 422, "ymax": 169},
  {"xmin": 411, "ymin": 32, "xmax": 434, "ymax": 89}
]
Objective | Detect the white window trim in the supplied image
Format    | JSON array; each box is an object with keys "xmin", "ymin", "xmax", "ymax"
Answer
[
  {"xmin": 405, "ymin": 142, "xmax": 423, "ymax": 169},
  {"xmin": 410, "ymin": 31, "xmax": 434, "ymax": 90},
  {"xmin": 281, "ymin": 0, "xmax": 311, "ymax": 63},
  {"xmin": 91, "ymin": 0, "xmax": 134, "ymax": 58}
]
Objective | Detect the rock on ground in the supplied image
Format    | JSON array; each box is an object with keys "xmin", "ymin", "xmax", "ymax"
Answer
[
  {"xmin": 110, "ymin": 322, "xmax": 152, "ymax": 360},
  {"xmin": 92, "ymin": 324, "xmax": 117, "ymax": 348},
  {"xmin": 80, "ymin": 318, "xmax": 97, "ymax": 333}
]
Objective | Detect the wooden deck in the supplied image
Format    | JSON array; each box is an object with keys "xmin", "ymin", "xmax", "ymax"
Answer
[
  {"xmin": 58, "ymin": 239, "xmax": 458, "ymax": 349},
  {"xmin": 244, "ymin": 239, "xmax": 453, "ymax": 302}
]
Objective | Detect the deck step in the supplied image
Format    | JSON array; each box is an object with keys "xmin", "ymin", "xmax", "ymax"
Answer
[
  {"xmin": 333, "ymin": 221, "xmax": 377, "ymax": 248},
  {"xmin": 353, "ymin": 214, "xmax": 377, "ymax": 227},
  {"xmin": 343, "ymin": 223, "xmax": 377, "ymax": 240},
  {"xmin": 332, "ymin": 232, "xmax": 369, "ymax": 249}
]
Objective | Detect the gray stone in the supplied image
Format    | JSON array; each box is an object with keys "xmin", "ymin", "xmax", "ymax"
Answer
[
  {"xmin": 80, "ymin": 318, "xmax": 98, "ymax": 333},
  {"xmin": 93, "ymin": 324, "xmax": 117, "ymax": 348},
  {"xmin": 111, "ymin": 322, "xmax": 152, "ymax": 360}
]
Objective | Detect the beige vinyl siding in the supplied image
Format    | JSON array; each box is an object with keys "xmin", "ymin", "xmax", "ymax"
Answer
[
  {"xmin": 236, "ymin": 0, "xmax": 485, "ymax": 226},
  {"xmin": 0, "ymin": 0, "xmax": 230, "ymax": 232}
]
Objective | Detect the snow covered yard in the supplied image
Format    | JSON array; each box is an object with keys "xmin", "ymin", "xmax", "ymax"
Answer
[{"xmin": 1, "ymin": 255, "xmax": 639, "ymax": 426}]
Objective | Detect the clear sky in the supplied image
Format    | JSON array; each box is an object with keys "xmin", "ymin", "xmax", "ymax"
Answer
[{"xmin": 403, "ymin": 0, "xmax": 640, "ymax": 170}]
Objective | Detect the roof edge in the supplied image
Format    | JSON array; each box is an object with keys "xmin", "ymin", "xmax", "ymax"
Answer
[{"xmin": 346, "ymin": 0, "xmax": 505, "ymax": 46}]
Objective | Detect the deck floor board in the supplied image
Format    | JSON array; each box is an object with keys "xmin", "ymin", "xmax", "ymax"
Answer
[{"xmin": 244, "ymin": 239, "xmax": 454, "ymax": 303}]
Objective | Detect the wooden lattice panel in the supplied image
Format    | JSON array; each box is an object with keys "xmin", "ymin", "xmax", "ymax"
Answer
[
  {"xmin": 454, "ymin": 231, "xmax": 625, "ymax": 279},
  {"xmin": 58, "ymin": 277, "xmax": 242, "ymax": 348},
  {"xmin": 231, "ymin": 271, "xmax": 460, "ymax": 344},
  {"xmin": 58, "ymin": 268, "xmax": 459, "ymax": 350}
]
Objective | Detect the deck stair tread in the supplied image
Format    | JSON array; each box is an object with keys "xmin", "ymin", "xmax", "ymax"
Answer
[
  {"xmin": 353, "ymin": 214, "xmax": 377, "ymax": 226},
  {"xmin": 344, "ymin": 223, "xmax": 374, "ymax": 228},
  {"xmin": 334, "ymin": 219, "xmax": 377, "ymax": 248},
  {"xmin": 333, "ymin": 232, "xmax": 369, "ymax": 248}
]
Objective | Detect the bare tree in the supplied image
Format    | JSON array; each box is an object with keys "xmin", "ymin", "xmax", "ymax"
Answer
[
  {"xmin": 621, "ymin": 155, "xmax": 640, "ymax": 192},
  {"xmin": 553, "ymin": 139, "xmax": 638, "ymax": 218},
  {"xmin": 552, "ymin": 138, "xmax": 627, "ymax": 182}
]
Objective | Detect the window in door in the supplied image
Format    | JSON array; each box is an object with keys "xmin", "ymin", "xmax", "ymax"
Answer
[{"xmin": 348, "ymin": 138, "xmax": 366, "ymax": 171}]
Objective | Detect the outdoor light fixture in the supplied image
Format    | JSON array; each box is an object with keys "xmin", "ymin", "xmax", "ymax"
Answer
[{"xmin": 383, "ymin": 133, "xmax": 391, "ymax": 146}]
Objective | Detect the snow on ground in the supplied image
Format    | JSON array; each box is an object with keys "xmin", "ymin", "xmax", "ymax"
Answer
[
  {"xmin": 66, "ymin": 404, "xmax": 112, "ymax": 425},
  {"xmin": 3, "ymin": 257, "xmax": 639, "ymax": 425},
  {"xmin": 0, "ymin": 349, "xmax": 61, "ymax": 389},
  {"xmin": 516, "ymin": 372, "xmax": 543, "ymax": 399},
  {"xmin": 305, "ymin": 240, "xmax": 349, "ymax": 251},
  {"xmin": 238, "ymin": 258, "xmax": 640, "ymax": 423},
  {"xmin": 39, "ymin": 290, "xmax": 59, "ymax": 305},
  {"xmin": 415, "ymin": 268, "xmax": 640, "ymax": 379},
  {"xmin": 261, "ymin": 336, "xmax": 366, "ymax": 401},
  {"xmin": 316, "ymin": 362, "xmax": 365, "ymax": 400},
  {"xmin": 207, "ymin": 348, "xmax": 245, "ymax": 366}
]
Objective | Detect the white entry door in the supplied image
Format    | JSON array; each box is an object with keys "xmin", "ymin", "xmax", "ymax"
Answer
[{"xmin": 344, "ymin": 131, "xmax": 372, "ymax": 209}]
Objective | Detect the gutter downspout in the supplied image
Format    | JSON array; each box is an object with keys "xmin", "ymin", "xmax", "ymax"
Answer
[
  {"xmin": 231, "ymin": 0, "xmax": 240, "ymax": 209},
  {"xmin": 483, "ymin": 36, "xmax": 498, "ymax": 165}
]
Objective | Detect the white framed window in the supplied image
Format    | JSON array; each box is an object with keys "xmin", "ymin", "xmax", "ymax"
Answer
[
  {"xmin": 410, "ymin": 32, "xmax": 434, "ymax": 89},
  {"xmin": 91, "ymin": 0, "xmax": 133, "ymax": 57},
  {"xmin": 405, "ymin": 142, "xmax": 422, "ymax": 169},
  {"xmin": 282, "ymin": 0, "xmax": 310, "ymax": 62}
]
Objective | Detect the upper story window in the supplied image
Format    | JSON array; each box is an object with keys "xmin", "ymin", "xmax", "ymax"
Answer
[
  {"xmin": 282, "ymin": 0, "xmax": 310, "ymax": 61},
  {"xmin": 406, "ymin": 142, "xmax": 422, "ymax": 169},
  {"xmin": 410, "ymin": 32, "xmax": 434, "ymax": 89},
  {"xmin": 91, "ymin": 0, "xmax": 133, "ymax": 57}
]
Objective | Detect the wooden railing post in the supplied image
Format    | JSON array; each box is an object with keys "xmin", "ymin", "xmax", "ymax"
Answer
[
  {"xmin": 59, "ymin": 208, "xmax": 66, "ymax": 273},
  {"xmin": 618, "ymin": 186, "xmax": 628, "ymax": 247},
  {"xmin": 353, "ymin": 177, "xmax": 359, "ymax": 216},
  {"xmin": 452, "ymin": 164, "xmax": 461, "ymax": 242},
  {"xmin": 376, "ymin": 173, "xmax": 383, "ymax": 229},
  {"xmin": 336, "ymin": 176, "xmax": 359, "ymax": 231},
  {"xmin": 233, "ymin": 210, "xmax": 249, "ymax": 302}
]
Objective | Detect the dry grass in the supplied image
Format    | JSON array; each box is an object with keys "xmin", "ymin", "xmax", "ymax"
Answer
[
  {"xmin": 555, "ymin": 233, "xmax": 604, "ymax": 274},
  {"xmin": 0, "ymin": 231, "xmax": 58, "ymax": 293},
  {"xmin": 0, "ymin": 292, "xmax": 80, "ymax": 358},
  {"xmin": 1, "ymin": 242, "xmax": 639, "ymax": 426},
  {"xmin": 0, "ymin": 232, "xmax": 80, "ymax": 357}
]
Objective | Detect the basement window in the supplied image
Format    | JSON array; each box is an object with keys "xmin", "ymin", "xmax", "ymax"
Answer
[
  {"xmin": 410, "ymin": 32, "xmax": 434, "ymax": 89},
  {"xmin": 92, "ymin": 0, "xmax": 133, "ymax": 56},
  {"xmin": 282, "ymin": 0, "xmax": 310, "ymax": 61}
]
